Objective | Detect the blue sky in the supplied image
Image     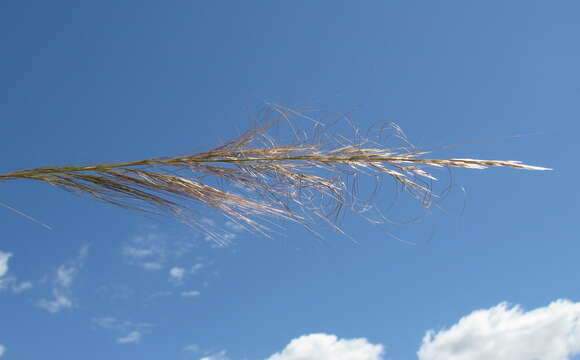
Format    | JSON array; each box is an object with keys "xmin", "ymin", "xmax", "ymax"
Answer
[{"xmin": 0, "ymin": 1, "xmax": 578, "ymax": 359}]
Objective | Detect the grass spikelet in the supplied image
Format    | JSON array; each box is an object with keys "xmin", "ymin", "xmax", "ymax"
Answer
[{"xmin": 0, "ymin": 105, "xmax": 551, "ymax": 240}]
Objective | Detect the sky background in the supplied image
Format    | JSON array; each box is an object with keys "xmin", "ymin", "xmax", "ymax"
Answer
[{"xmin": 0, "ymin": 1, "xmax": 579, "ymax": 359}]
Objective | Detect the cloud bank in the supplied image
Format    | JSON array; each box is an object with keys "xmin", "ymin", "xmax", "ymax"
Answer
[
  {"xmin": 418, "ymin": 299, "xmax": 580, "ymax": 360},
  {"xmin": 266, "ymin": 333, "xmax": 384, "ymax": 360}
]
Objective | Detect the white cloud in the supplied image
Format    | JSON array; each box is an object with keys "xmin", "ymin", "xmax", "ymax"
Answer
[
  {"xmin": 181, "ymin": 290, "xmax": 200, "ymax": 298},
  {"xmin": 146, "ymin": 290, "xmax": 173, "ymax": 303},
  {"xmin": 122, "ymin": 233, "xmax": 168, "ymax": 270},
  {"xmin": 266, "ymin": 333, "xmax": 384, "ymax": 360},
  {"xmin": 55, "ymin": 263, "xmax": 75, "ymax": 288},
  {"xmin": 418, "ymin": 299, "xmax": 580, "ymax": 360},
  {"xmin": 0, "ymin": 252, "xmax": 30, "ymax": 294},
  {"xmin": 0, "ymin": 251, "xmax": 12, "ymax": 277},
  {"xmin": 117, "ymin": 331, "xmax": 142, "ymax": 344},
  {"xmin": 200, "ymin": 218, "xmax": 246, "ymax": 245},
  {"xmin": 200, "ymin": 218, "xmax": 216, "ymax": 227},
  {"xmin": 183, "ymin": 344, "xmax": 200, "ymax": 353},
  {"xmin": 122, "ymin": 231, "xmax": 201, "ymax": 269},
  {"xmin": 0, "ymin": 276, "xmax": 33, "ymax": 294},
  {"xmin": 191, "ymin": 262, "xmax": 205, "ymax": 272},
  {"xmin": 225, "ymin": 221, "xmax": 244, "ymax": 232},
  {"xmin": 37, "ymin": 289, "xmax": 73, "ymax": 313},
  {"xmin": 37, "ymin": 245, "xmax": 89, "ymax": 313},
  {"xmin": 93, "ymin": 317, "xmax": 153, "ymax": 344},
  {"xmin": 169, "ymin": 267, "xmax": 186, "ymax": 284},
  {"xmin": 0, "ymin": 344, "xmax": 5, "ymax": 358},
  {"xmin": 200, "ymin": 350, "xmax": 229, "ymax": 360},
  {"xmin": 207, "ymin": 220, "xmax": 246, "ymax": 243},
  {"xmin": 93, "ymin": 316, "xmax": 122, "ymax": 329},
  {"xmin": 168, "ymin": 262, "xmax": 206, "ymax": 286},
  {"xmin": 12, "ymin": 281, "xmax": 32, "ymax": 293}
]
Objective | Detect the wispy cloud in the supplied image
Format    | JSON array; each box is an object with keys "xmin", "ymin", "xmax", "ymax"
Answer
[
  {"xmin": 418, "ymin": 299, "xmax": 580, "ymax": 360},
  {"xmin": 145, "ymin": 290, "xmax": 173, "ymax": 304},
  {"xmin": 121, "ymin": 229, "xmax": 204, "ymax": 271},
  {"xmin": 117, "ymin": 331, "xmax": 142, "ymax": 344},
  {"xmin": 37, "ymin": 244, "xmax": 90, "ymax": 313},
  {"xmin": 199, "ymin": 350, "xmax": 229, "ymax": 360},
  {"xmin": 93, "ymin": 317, "xmax": 153, "ymax": 344},
  {"xmin": 181, "ymin": 290, "xmax": 200, "ymax": 298},
  {"xmin": 12, "ymin": 281, "xmax": 32, "ymax": 293},
  {"xmin": 0, "ymin": 251, "xmax": 12, "ymax": 277},
  {"xmin": 169, "ymin": 266, "xmax": 186, "ymax": 284},
  {"xmin": 122, "ymin": 233, "xmax": 168, "ymax": 270},
  {"xmin": 266, "ymin": 333, "xmax": 384, "ymax": 360},
  {"xmin": 169, "ymin": 261, "xmax": 206, "ymax": 286},
  {"xmin": 0, "ymin": 251, "xmax": 33, "ymax": 294},
  {"xmin": 0, "ymin": 344, "xmax": 5, "ymax": 358},
  {"xmin": 37, "ymin": 289, "xmax": 73, "ymax": 313},
  {"xmin": 225, "ymin": 221, "xmax": 245, "ymax": 232},
  {"xmin": 201, "ymin": 219, "xmax": 246, "ymax": 245},
  {"xmin": 182, "ymin": 344, "xmax": 200, "ymax": 353},
  {"xmin": 0, "ymin": 275, "xmax": 33, "ymax": 294}
]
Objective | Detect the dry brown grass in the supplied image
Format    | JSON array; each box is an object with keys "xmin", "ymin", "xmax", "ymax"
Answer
[{"xmin": 0, "ymin": 105, "xmax": 550, "ymax": 241}]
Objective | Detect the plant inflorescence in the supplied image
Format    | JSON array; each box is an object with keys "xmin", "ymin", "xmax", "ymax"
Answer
[{"xmin": 0, "ymin": 105, "xmax": 550, "ymax": 241}]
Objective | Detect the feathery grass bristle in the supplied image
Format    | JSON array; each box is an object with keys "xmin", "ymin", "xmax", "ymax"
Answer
[{"xmin": 0, "ymin": 105, "xmax": 551, "ymax": 241}]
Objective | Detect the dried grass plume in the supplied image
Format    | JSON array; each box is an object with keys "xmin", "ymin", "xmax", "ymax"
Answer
[{"xmin": 0, "ymin": 105, "xmax": 551, "ymax": 241}]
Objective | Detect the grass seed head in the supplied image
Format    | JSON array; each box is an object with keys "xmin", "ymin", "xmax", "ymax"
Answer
[{"xmin": 0, "ymin": 104, "xmax": 551, "ymax": 241}]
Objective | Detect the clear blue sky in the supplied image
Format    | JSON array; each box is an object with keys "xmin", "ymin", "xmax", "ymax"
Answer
[{"xmin": 0, "ymin": 1, "xmax": 578, "ymax": 359}]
